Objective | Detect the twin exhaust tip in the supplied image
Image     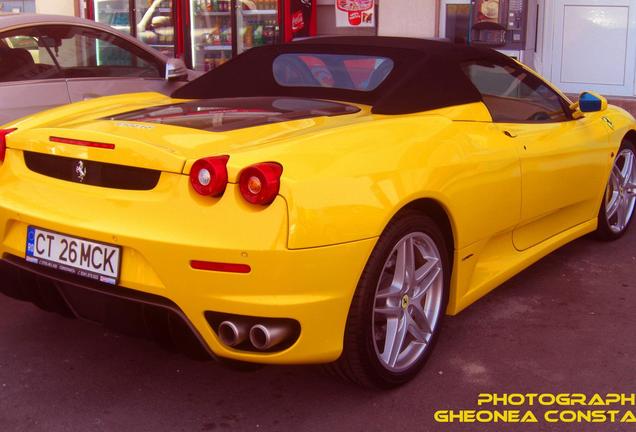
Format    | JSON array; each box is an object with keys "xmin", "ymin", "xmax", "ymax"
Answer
[{"xmin": 218, "ymin": 320, "xmax": 295, "ymax": 351}]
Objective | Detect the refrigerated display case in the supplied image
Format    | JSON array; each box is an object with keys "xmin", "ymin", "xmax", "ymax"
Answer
[
  {"xmin": 189, "ymin": 0, "xmax": 281, "ymax": 71},
  {"xmin": 237, "ymin": 1, "xmax": 280, "ymax": 54},
  {"xmin": 89, "ymin": 1, "xmax": 317, "ymax": 70},
  {"xmin": 189, "ymin": 0, "xmax": 234, "ymax": 71},
  {"xmin": 188, "ymin": 1, "xmax": 317, "ymax": 71},
  {"xmin": 89, "ymin": 0, "xmax": 176, "ymax": 57}
]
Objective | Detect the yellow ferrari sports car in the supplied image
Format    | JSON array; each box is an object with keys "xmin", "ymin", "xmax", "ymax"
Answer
[{"xmin": 0, "ymin": 37, "xmax": 634, "ymax": 388}]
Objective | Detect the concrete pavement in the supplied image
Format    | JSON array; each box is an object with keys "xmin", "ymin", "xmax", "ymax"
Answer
[{"xmin": 0, "ymin": 230, "xmax": 635, "ymax": 432}]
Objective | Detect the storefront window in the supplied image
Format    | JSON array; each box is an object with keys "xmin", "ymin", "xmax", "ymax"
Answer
[
  {"xmin": 134, "ymin": 0, "xmax": 175, "ymax": 57},
  {"xmin": 94, "ymin": 0, "xmax": 132, "ymax": 34},
  {"xmin": 0, "ymin": 1, "xmax": 36, "ymax": 13},
  {"xmin": 92, "ymin": 0, "xmax": 175, "ymax": 57}
]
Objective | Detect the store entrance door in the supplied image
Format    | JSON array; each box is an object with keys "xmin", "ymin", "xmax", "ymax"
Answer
[{"xmin": 548, "ymin": 0, "xmax": 636, "ymax": 96}]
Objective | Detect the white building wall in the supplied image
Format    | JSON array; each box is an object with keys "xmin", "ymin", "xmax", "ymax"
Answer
[
  {"xmin": 378, "ymin": 0, "xmax": 437, "ymax": 38},
  {"xmin": 36, "ymin": 0, "xmax": 75, "ymax": 16}
]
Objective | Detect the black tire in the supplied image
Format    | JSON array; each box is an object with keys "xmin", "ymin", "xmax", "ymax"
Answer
[
  {"xmin": 326, "ymin": 210, "xmax": 450, "ymax": 388},
  {"xmin": 596, "ymin": 141, "xmax": 636, "ymax": 241}
]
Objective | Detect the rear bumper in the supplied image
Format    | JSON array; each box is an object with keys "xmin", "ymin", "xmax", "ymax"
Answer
[
  {"xmin": 0, "ymin": 238, "xmax": 375, "ymax": 364},
  {"xmin": 0, "ymin": 255, "xmax": 213, "ymax": 360},
  {"xmin": 0, "ymin": 151, "xmax": 377, "ymax": 363}
]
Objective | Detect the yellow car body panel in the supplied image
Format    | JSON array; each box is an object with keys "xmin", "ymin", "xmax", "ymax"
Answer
[{"xmin": 0, "ymin": 83, "xmax": 634, "ymax": 364}]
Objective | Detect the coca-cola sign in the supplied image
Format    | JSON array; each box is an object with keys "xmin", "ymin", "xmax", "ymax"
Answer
[
  {"xmin": 335, "ymin": 0, "xmax": 375, "ymax": 28},
  {"xmin": 292, "ymin": 10, "xmax": 305, "ymax": 32},
  {"xmin": 289, "ymin": 0, "xmax": 313, "ymax": 38}
]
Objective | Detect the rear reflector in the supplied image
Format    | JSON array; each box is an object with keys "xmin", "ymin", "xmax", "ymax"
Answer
[
  {"xmin": 50, "ymin": 136, "xmax": 115, "ymax": 150},
  {"xmin": 190, "ymin": 260, "xmax": 251, "ymax": 274},
  {"xmin": 0, "ymin": 128, "xmax": 16, "ymax": 162}
]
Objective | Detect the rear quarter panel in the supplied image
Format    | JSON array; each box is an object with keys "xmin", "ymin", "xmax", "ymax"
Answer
[{"xmin": 228, "ymin": 114, "xmax": 523, "ymax": 251}]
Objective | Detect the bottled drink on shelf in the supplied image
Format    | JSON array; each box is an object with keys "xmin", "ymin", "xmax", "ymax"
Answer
[
  {"xmin": 203, "ymin": 51, "xmax": 230, "ymax": 71},
  {"xmin": 221, "ymin": 24, "xmax": 232, "ymax": 45},
  {"xmin": 209, "ymin": 25, "xmax": 221, "ymax": 45},
  {"xmin": 263, "ymin": 19, "xmax": 275, "ymax": 44},
  {"xmin": 244, "ymin": 24, "xmax": 253, "ymax": 47},
  {"xmin": 204, "ymin": 53, "xmax": 214, "ymax": 71},
  {"xmin": 220, "ymin": 50, "xmax": 229, "ymax": 66},
  {"xmin": 253, "ymin": 24, "xmax": 263, "ymax": 46}
]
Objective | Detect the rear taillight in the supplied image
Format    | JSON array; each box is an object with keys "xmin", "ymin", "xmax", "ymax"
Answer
[
  {"xmin": 0, "ymin": 128, "xmax": 16, "ymax": 163},
  {"xmin": 239, "ymin": 163, "xmax": 283, "ymax": 205},
  {"xmin": 189, "ymin": 155, "xmax": 229, "ymax": 197}
]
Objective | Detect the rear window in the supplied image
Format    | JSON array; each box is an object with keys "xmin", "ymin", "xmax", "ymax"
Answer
[
  {"xmin": 107, "ymin": 97, "xmax": 361, "ymax": 132},
  {"xmin": 273, "ymin": 53, "xmax": 394, "ymax": 92}
]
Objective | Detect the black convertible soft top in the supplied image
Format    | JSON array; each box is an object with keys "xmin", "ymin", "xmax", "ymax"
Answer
[{"xmin": 172, "ymin": 36, "xmax": 515, "ymax": 115}]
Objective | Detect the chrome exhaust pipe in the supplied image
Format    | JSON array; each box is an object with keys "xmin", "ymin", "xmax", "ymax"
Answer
[
  {"xmin": 249, "ymin": 322, "xmax": 294, "ymax": 351},
  {"xmin": 218, "ymin": 321, "xmax": 249, "ymax": 347}
]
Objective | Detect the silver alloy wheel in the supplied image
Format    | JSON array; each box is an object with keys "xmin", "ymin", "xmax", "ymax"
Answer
[
  {"xmin": 605, "ymin": 148, "xmax": 636, "ymax": 234},
  {"xmin": 372, "ymin": 232, "xmax": 444, "ymax": 373}
]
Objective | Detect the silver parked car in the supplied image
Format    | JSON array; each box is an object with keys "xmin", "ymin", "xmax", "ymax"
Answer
[{"xmin": 0, "ymin": 13, "xmax": 195, "ymax": 125}]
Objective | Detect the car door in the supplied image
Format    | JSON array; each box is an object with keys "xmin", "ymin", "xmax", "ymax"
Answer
[
  {"xmin": 463, "ymin": 60, "xmax": 613, "ymax": 251},
  {"xmin": 10, "ymin": 24, "xmax": 179, "ymax": 103},
  {"xmin": 0, "ymin": 35, "xmax": 70, "ymax": 125}
]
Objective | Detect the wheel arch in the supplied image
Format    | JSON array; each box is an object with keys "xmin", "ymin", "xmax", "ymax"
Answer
[
  {"xmin": 392, "ymin": 198, "xmax": 456, "ymax": 263},
  {"xmin": 623, "ymin": 129, "xmax": 636, "ymax": 146}
]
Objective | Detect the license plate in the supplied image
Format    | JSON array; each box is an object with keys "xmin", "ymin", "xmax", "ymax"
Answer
[{"xmin": 25, "ymin": 226, "xmax": 121, "ymax": 285}]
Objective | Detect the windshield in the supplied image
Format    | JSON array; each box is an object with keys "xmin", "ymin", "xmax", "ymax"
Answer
[{"xmin": 273, "ymin": 53, "xmax": 394, "ymax": 92}]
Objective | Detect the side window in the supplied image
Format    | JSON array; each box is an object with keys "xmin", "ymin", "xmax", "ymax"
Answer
[
  {"xmin": 0, "ymin": 35, "xmax": 57, "ymax": 83},
  {"xmin": 0, "ymin": 25, "xmax": 163, "ymax": 83},
  {"xmin": 462, "ymin": 61, "xmax": 571, "ymax": 123}
]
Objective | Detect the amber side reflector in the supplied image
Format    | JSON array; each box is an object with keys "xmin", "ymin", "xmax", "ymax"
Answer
[
  {"xmin": 50, "ymin": 136, "xmax": 115, "ymax": 150},
  {"xmin": 190, "ymin": 260, "xmax": 251, "ymax": 274}
]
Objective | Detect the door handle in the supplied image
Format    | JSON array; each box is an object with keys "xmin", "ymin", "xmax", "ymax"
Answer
[{"xmin": 503, "ymin": 130, "xmax": 518, "ymax": 138}]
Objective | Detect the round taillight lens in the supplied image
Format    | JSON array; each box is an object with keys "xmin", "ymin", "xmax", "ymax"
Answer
[
  {"xmin": 189, "ymin": 155, "xmax": 229, "ymax": 197},
  {"xmin": 0, "ymin": 128, "xmax": 17, "ymax": 163},
  {"xmin": 239, "ymin": 162, "xmax": 283, "ymax": 205}
]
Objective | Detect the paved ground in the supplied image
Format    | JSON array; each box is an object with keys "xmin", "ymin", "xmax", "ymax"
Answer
[{"xmin": 0, "ymin": 228, "xmax": 634, "ymax": 432}]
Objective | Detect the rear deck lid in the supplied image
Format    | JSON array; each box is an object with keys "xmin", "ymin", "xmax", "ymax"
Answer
[{"xmin": 7, "ymin": 97, "xmax": 362, "ymax": 176}]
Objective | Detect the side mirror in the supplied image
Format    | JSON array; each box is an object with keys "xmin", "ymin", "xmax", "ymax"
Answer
[
  {"xmin": 165, "ymin": 58, "xmax": 188, "ymax": 81},
  {"xmin": 576, "ymin": 91, "xmax": 608, "ymax": 113}
]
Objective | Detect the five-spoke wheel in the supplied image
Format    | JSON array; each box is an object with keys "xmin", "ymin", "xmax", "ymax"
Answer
[
  {"xmin": 372, "ymin": 232, "xmax": 444, "ymax": 372},
  {"xmin": 330, "ymin": 211, "xmax": 449, "ymax": 388},
  {"xmin": 597, "ymin": 141, "xmax": 636, "ymax": 239}
]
